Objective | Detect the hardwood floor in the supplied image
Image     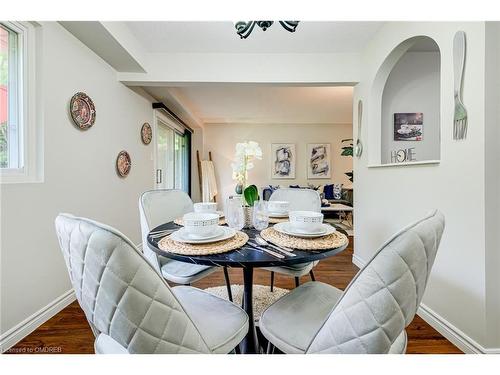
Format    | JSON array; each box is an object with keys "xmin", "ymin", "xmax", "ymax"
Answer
[{"xmin": 6, "ymin": 237, "xmax": 462, "ymax": 354}]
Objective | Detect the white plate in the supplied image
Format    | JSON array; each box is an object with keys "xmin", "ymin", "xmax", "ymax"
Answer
[
  {"xmin": 274, "ymin": 222, "xmax": 336, "ymax": 238},
  {"xmin": 183, "ymin": 226, "xmax": 224, "ymax": 240},
  {"xmin": 268, "ymin": 212, "xmax": 289, "ymax": 218},
  {"xmin": 170, "ymin": 226, "xmax": 236, "ymax": 244}
]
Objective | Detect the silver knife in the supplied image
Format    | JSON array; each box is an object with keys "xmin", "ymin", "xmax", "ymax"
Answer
[
  {"xmin": 246, "ymin": 243, "xmax": 285, "ymax": 259},
  {"xmin": 249, "ymin": 241, "xmax": 296, "ymax": 257}
]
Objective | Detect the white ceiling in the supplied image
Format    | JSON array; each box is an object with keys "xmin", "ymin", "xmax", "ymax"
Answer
[
  {"xmin": 134, "ymin": 22, "xmax": 368, "ymax": 126},
  {"xmin": 125, "ymin": 21, "xmax": 383, "ymax": 54},
  {"xmin": 145, "ymin": 85, "xmax": 353, "ymax": 125}
]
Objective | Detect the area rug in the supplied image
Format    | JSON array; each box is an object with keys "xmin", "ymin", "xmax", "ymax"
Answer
[{"xmin": 204, "ymin": 284, "xmax": 289, "ymax": 321}]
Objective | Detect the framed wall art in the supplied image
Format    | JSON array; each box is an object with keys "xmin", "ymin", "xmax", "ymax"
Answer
[
  {"xmin": 394, "ymin": 113, "xmax": 423, "ymax": 141},
  {"xmin": 116, "ymin": 150, "xmax": 131, "ymax": 177},
  {"xmin": 271, "ymin": 143, "xmax": 296, "ymax": 179},
  {"xmin": 307, "ymin": 143, "xmax": 331, "ymax": 179},
  {"xmin": 70, "ymin": 92, "xmax": 96, "ymax": 130},
  {"xmin": 141, "ymin": 122, "xmax": 152, "ymax": 145}
]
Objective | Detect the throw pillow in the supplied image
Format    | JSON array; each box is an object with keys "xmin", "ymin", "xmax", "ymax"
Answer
[
  {"xmin": 333, "ymin": 183, "xmax": 343, "ymax": 200},
  {"xmin": 323, "ymin": 184, "xmax": 334, "ymax": 199}
]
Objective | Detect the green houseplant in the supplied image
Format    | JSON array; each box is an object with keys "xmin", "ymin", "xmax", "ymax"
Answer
[
  {"xmin": 243, "ymin": 184, "xmax": 259, "ymax": 207},
  {"xmin": 341, "ymin": 138, "xmax": 354, "ymax": 183}
]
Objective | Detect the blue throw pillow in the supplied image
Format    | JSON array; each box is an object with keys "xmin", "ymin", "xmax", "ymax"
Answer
[{"xmin": 323, "ymin": 184, "xmax": 334, "ymax": 199}]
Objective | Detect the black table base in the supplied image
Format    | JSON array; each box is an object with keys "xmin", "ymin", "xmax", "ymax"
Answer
[{"xmin": 239, "ymin": 267, "xmax": 260, "ymax": 354}]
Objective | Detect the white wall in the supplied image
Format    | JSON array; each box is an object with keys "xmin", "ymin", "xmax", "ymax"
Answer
[
  {"xmin": 119, "ymin": 52, "xmax": 361, "ymax": 86},
  {"xmin": 0, "ymin": 22, "xmax": 154, "ymax": 345},
  {"xmin": 190, "ymin": 126, "xmax": 204, "ymax": 202},
  {"xmin": 484, "ymin": 21, "xmax": 500, "ymax": 349},
  {"xmin": 354, "ymin": 22, "xmax": 492, "ymax": 351},
  {"xmin": 381, "ymin": 51, "xmax": 440, "ymax": 163},
  {"xmin": 202, "ymin": 123, "xmax": 353, "ymax": 204}
]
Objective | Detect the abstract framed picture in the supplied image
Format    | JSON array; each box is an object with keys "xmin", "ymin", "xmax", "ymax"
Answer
[
  {"xmin": 271, "ymin": 143, "xmax": 296, "ymax": 179},
  {"xmin": 307, "ymin": 143, "xmax": 331, "ymax": 179},
  {"xmin": 394, "ymin": 113, "xmax": 423, "ymax": 141}
]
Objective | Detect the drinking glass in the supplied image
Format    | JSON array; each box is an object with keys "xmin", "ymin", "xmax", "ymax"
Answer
[
  {"xmin": 252, "ymin": 200, "xmax": 269, "ymax": 231},
  {"xmin": 225, "ymin": 197, "xmax": 245, "ymax": 231}
]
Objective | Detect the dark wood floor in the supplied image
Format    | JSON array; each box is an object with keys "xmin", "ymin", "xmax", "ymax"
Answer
[{"xmin": 6, "ymin": 237, "xmax": 462, "ymax": 354}]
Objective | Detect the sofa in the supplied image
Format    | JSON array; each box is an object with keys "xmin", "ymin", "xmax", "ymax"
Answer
[{"xmin": 262, "ymin": 184, "xmax": 353, "ymax": 207}]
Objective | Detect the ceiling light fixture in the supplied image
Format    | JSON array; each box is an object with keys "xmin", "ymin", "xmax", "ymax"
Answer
[{"xmin": 235, "ymin": 21, "xmax": 299, "ymax": 39}]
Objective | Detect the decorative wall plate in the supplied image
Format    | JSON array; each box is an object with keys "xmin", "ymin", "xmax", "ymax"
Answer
[
  {"xmin": 116, "ymin": 151, "xmax": 131, "ymax": 177},
  {"xmin": 141, "ymin": 122, "xmax": 152, "ymax": 145},
  {"xmin": 70, "ymin": 92, "xmax": 96, "ymax": 130}
]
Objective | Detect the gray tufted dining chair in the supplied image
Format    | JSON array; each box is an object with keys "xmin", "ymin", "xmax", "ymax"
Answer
[
  {"xmin": 265, "ymin": 188, "xmax": 322, "ymax": 290},
  {"xmin": 260, "ymin": 210, "xmax": 445, "ymax": 354},
  {"xmin": 55, "ymin": 213, "xmax": 248, "ymax": 354},
  {"xmin": 139, "ymin": 190, "xmax": 233, "ymax": 301}
]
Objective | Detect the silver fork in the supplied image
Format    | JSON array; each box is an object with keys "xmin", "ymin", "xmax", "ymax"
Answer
[
  {"xmin": 254, "ymin": 235, "xmax": 296, "ymax": 257},
  {"xmin": 149, "ymin": 229, "xmax": 177, "ymax": 238},
  {"xmin": 453, "ymin": 31, "xmax": 468, "ymax": 140}
]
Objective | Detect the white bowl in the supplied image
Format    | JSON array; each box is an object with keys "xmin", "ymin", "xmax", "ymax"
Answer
[
  {"xmin": 288, "ymin": 210, "xmax": 324, "ymax": 233},
  {"xmin": 194, "ymin": 202, "xmax": 217, "ymax": 213},
  {"xmin": 268, "ymin": 200, "xmax": 290, "ymax": 214},
  {"xmin": 183, "ymin": 212, "xmax": 219, "ymax": 237}
]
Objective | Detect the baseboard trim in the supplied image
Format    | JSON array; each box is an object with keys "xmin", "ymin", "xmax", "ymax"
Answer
[
  {"xmin": 351, "ymin": 253, "xmax": 366, "ymax": 269},
  {"xmin": 417, "ymin": 304, "xmax": 499, "ymax": 354},
  {"xmin": 351, "ymin": 252, "xmax": 500, "ymax": 354},
  {"xmin": 0, "ymin": 289, "xmax": 76, "ymax": 353}
]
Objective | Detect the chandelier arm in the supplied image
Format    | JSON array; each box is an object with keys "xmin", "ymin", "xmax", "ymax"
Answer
[
  {"xmin": 236, "ymin": 21, "xmax": 299, "ymax": 38},
  {"xmin": 236, "ymin": 21, "xmax": 256, "ymax": 39},
  {"xmin": 279, "ymin": 21, "xmax": 299, "ymax": 32}
]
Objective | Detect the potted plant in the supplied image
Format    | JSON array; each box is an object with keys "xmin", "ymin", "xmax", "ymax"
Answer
[
  {"xmin": 341, "ymin": 138, "xmax": 354, "ymax": 183},
  {"xmin": 231, "ymin": 141, "xmax": 263, "ymax": 227}
]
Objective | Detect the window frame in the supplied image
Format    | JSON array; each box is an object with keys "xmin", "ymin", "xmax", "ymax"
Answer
[{"xmin": 0, "ymin": 21, "xmax": 43, "ymax": 184}]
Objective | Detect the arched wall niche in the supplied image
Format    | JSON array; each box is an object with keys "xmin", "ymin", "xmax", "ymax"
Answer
[{"xmin": 368, "ymin": 35, "xmax": 441, "ymax": 167}]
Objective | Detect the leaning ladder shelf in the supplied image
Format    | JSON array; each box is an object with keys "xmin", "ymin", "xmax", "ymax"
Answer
[{"xmin": 196, "ymin": 150, "xmax": 217, "ymax": 203}]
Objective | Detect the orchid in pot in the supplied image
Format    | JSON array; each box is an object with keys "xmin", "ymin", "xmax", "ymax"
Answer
[{"xmin": 231, "ymin": 141, "xmax": 262, "ymax": 226}]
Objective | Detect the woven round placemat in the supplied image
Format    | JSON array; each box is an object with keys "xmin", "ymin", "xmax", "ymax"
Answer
[
  {"xmin": 260, "ymin": 227, "xmax": 348, "ymax": 251},
  {"xmin": 269, "ymin": 217, "xmax": 288, "ymax": 224},
  {"xmin": 174, "ymin": 217, "xmax": 226, "ymax": 226},
  {"xmin": 158, "ymin": 231, "xmax": 248, "ymax": 255}
]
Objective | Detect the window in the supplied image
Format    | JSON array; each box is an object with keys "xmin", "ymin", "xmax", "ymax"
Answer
[
  {"xmin": 154, "ymin": 111, "xmax": 191, "ymax": 194},
  {"xmin": 174, "ymin": 131, "xmax": 190, "ymax": 193},
  {"xmin": 0, "ymin": 23, "xmax": 21, "ymax": 169},
  {"xmin": 0, "ymin": 21, "xmax": 42, "ymax": 183}
]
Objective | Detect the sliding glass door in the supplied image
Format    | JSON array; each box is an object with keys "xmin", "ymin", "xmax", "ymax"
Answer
[
  {"xmin": 174, "ymin": 132, "xmax": 189, "ymax": 192},
  {"xmin": 155, "ymin": 117, "xmax": 190, "ymax": 193}
]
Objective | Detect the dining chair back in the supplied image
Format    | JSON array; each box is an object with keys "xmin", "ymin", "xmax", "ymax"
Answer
[
  {"xmin": 139, "ymin": 189, "xmax": 193, "ymax": 272},
  {"xmin": 55, "ymin": 213, "xmax": 211, "ymax": 353},
  {"xmin": 306, "ymin": 210, "xmax": 445, "ymax": 353},
  {"xmin": 269, "ymin": 188, "xmax": 321, "ymax": 212}
]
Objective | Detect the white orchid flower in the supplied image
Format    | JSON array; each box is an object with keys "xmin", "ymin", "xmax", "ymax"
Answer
[
  {"xmin": 245, "ymin": 141, "xmax": 263, "ymax": 159},
  {"xmin": 231, "ymin": 140, "xmax": 262, "ymax": 185}
]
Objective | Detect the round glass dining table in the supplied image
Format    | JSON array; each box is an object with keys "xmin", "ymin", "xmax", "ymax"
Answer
[{"xmin": 147, "ymin": 221, "xmax": 348, "ymax": 354}]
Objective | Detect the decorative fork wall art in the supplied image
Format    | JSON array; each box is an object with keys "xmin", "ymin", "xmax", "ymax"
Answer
[{"xmin": 453, "ymin": 31, "xmax": 468, "ymax": 140}]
